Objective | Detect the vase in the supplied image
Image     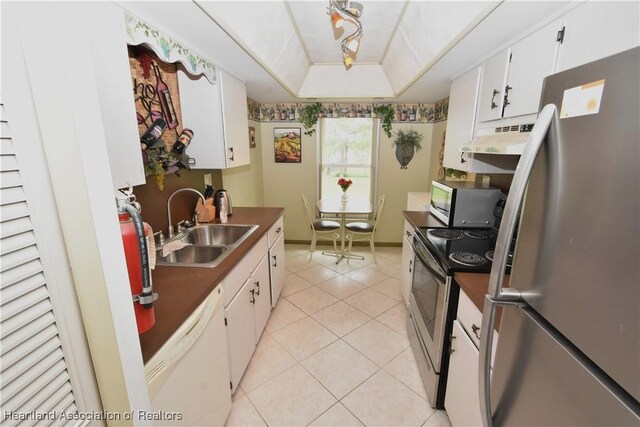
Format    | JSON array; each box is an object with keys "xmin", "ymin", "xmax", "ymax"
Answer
[{"xmin": 341, "ymin": 191, "xmax": 348, "ymax": 202}]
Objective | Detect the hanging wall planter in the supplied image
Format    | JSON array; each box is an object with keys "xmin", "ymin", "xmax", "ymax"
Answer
[{"xmin": 393, "ymin": 128, "xmax": 423, "ymax": 169}]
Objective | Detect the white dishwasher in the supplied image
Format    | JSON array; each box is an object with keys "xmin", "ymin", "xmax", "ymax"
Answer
[{"xmin": 145, "ymin": 286, "xmax": 232, "ymax": 426}]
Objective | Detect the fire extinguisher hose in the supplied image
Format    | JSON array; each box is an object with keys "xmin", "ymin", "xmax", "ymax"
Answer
[{"xmin": 124, "ymin": 204, "xmax": 155, "ymax": 309}]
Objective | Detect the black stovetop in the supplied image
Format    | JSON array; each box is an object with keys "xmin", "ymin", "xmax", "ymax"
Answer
[{"xmin": 416, "ymin": 226, "xmax": 500, "ymax": 274}]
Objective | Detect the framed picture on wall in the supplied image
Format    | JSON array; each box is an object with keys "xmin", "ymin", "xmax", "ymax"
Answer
[
  {"xmin": 274, "ymin": 128, "xmax": 301, "ymax": 163},
  {"xmin": 249, "ymin": 126, "xmax": 256, "ymax": 148}
]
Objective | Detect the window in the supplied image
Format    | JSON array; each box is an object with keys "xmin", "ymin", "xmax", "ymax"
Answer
[{"xmin": 319, "ymin": 118, "xmax": 378, "ymax": 201}]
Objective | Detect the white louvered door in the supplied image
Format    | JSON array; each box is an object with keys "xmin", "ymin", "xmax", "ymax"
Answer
[{"xmin": 0, "ymin": 102, "xmax": 82, "ymax": 426}]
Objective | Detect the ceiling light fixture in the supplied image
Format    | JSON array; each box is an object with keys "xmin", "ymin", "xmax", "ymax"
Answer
[{"xmin": 328, "ymin": 0, "xmax": 364, "ymax": 69}]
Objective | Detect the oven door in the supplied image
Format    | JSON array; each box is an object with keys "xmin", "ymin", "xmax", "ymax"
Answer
[{"xmin": 409, "ymin": 235, "xmax": 451, "ymax": 373}]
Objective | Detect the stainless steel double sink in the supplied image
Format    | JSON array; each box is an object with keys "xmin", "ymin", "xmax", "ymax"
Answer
[{"xmin": 156, "ymin": 224, "xmax": 258, "ymax": 268}]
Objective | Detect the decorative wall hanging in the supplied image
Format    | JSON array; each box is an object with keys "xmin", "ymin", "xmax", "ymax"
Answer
[
  {"xmin": 393, "ymin": 128, "xmax": 423, "ymax": 169},
  {"xmin": 125, "ymin": 11, "xmax": 217, "ymax": 84},
  {"xmin": 274, "ymin": 128, "xmax": 302, "ymax": 163},
  {"xmin": 129, "ymin": 46, "xmax": 190, "ymax": 190},
  {"xmin": 250, "ymin": 100, "xmax": 449, "ymax": 125}
]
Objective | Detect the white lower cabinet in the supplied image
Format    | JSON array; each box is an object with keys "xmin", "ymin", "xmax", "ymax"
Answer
[
  {"xmin": 401, "ymin": 235, "xmax": 414, "ymax": 304},
  {"xmin": 224, "ymin": 236, "xmax": 270, "ymax": 393},
  {"xmin": 252, "ymin": 255, "xmax": 271, "ymax": 342},
  {"xmin": 445, "ymin": 320, "xmax": 482, "ymax": 427},
  {"xmin": 446, "ymin": 290, "xmax": 499, "ymax": 426},
  {"xmin": 224, "ymin": 216, "xmax": 285, "ymax": 392},
  {"xmin": 269, "ymin": 233, "xmax": 286, "ymax": 307},
  {"xmin": 224, "ymin": 278, "xmax": 256, "ymax": 394}
]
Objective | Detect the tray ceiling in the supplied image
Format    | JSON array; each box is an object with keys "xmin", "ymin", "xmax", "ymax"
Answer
[{"xmin": 197, "ymin": 0, "xmax": 494, "ymax": 98}]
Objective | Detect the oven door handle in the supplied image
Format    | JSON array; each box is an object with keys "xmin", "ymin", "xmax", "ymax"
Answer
[{"xmin": 413, "ymin": 239, "xmax": 446, "ymax": 281}]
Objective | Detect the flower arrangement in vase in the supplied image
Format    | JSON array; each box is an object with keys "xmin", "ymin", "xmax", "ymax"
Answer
[{"xmin": 337, "ymin": 177, "xmax": 353, "ymax": 201}]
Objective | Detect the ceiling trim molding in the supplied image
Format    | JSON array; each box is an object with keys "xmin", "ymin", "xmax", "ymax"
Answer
[
  {"xmin": 284, "ymin": 0, "xmax": 313, "ymax": 65},
  {"xmin": 193, "ymin": 0, "xmax": 299, "ymax": 98},
  {"xmin": 380, "ymin": 0, "xmax": 410, "ymax": 64},
  {"xmin": 395, "ymin": 0, "xmax": 503, "ymax": 97}
]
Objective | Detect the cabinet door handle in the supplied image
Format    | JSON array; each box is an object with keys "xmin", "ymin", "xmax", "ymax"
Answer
[
  {"xmin": 472, "ymin": 323, "xmax": 481, "ymax": 340},
  {"xmin": 491, "ymin": 89, "xmax": 499, "ymax": 109},
  {"xmin": 228, "ymin": 147, "xmax": 235, "ymax": 162},
  {"xmin": 406, "ymin": 230, "xmax": 412, "ymax": 238},
  {"xmin": 448, "ymin": 333, "xmax": 456, "ymax": 355},
  {"xmin": 272, "ymin": 255, "xmax": 277, "ymax": 267},
  {"xmin": 502, "ymin": 85, "xmax": 513, "ymax": 116},
  {"xmin": 250, "ymin": 288, "xmax": 256, "ymax": 304},
  {"xmin": 254, "ymin": 281, "xmax": 260, "ymax": 296},
  {"xmin": 276, "ymin": 226, "xmax": 282, "ymax": 234},
  {"xmin": 460, "ymin": 151, "xmax": 467, "ymax": 164},
  {"xmin": 409, "ymin": 260, "xmax": 412, "ymax": 273}
]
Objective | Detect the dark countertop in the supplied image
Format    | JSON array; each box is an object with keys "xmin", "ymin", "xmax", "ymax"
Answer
[
  {"xmin": 139, "ymin": 207, "xmax": 284, "ymax": 363},
  {"xmin": 402, "ymin": 210, "xmax": 448, "ymax": 229},
  {"xmin": 454, "ymin": 272, "xmax": 510, "ymax": 332}
]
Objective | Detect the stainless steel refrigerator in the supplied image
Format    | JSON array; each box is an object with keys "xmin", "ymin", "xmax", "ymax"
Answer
[{"xmin": 479, "ymin": 47, "xmax": 640, "ymax": 426}]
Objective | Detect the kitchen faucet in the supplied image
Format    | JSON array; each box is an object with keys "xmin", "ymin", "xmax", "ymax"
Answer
[{"xmin": 166, "ymin": 188, "xmax": 206, "ymax": 238}]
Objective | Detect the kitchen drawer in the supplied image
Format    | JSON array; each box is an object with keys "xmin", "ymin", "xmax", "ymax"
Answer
[
  {"xmin": 403, "ymin": 220, "xmax": 415, "ymax": 241},
  {"xmin": 267, "ymin": 215, "xmax": 284, "ymax": 247},
  {"xmin": 457, "ymin": 289, "xmax": 499, "ymax": 367},
  {"xmin": 222, "ymin": 255, "xmax": 251, "ymax": 307},
  {"xmin": 250, "ymin": 234, "xmax": 268, "ymax": 271}
]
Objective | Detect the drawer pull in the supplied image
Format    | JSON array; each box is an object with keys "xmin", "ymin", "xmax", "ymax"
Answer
[{"xmin": 472, "ymin": 323, "xmax": 481, "ymax": 340}]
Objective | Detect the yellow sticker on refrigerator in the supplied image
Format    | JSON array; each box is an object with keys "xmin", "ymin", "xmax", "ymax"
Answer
[{"xmin": 559, "ymin": 79, "xmax": 605, "ymax": 119}]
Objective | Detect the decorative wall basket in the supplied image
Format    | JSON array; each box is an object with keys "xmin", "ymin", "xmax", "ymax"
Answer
[{"xmin": 395, "ymin": 145, "xmax": 415, "ymax": 170}]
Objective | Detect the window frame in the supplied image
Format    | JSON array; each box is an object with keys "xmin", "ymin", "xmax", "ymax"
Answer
[{"xmin": 316, "ymin": 117, "xmax": 380, "ymax": 205}]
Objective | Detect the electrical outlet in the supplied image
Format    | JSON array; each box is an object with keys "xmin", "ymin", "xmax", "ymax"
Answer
[{"xmin": 204, "ymin": 173, "xmax": 212, "ymax": 186}]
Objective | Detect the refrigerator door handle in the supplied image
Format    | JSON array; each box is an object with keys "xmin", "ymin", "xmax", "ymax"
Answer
[{"xmin": 479, "ymin": 104, "xmax": 559, "ymax": 427}]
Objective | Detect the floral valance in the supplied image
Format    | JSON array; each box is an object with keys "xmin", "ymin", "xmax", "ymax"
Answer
[{"xmin": 124, "ymin": 12, "xmax": 216, "ymax": 85}]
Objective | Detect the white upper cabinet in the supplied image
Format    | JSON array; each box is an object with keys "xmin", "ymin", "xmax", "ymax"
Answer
[
  {"xmin": 177, "ymin": 69, "xmax": 225, "ymax": 169},
  {"xmin": 502, "ymin": 19, "xmax": 562, "ymax": 118},
  {"xmin": 556, "ymin": 2, "xmax": 640, "ymax": 73},
  {"xmin": 477, "ymin": 19, "xmax": 560, "ymax": 123},
  {"xmin": 444, "ymin": 67, "xmax": 482, "ymax": 171},
  {"xmin": 177, "ymin": 69, "xmax": 250, "ymax": 169},
  {"xmin": 477, "ymin": 49, "xmax": 510, "ymax": 123},
  {"xmin": 219, "ymin": 70, "xmax": 250, "ymax": 168},
  {"xmin": 91, "ymin": 3, "xmax": 145, "ymax": 188}
]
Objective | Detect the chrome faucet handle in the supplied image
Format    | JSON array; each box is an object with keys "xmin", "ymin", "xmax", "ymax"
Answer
[
  {"xmin": 177, "ymin": 220, "xmax": 187, "ymax": 233},
  {"xmin": 153, "ymin": 231, "xmax": 165, "ymax": 245}
]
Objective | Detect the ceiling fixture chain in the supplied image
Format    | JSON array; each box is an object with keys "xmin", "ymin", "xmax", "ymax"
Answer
[{"xmin": 328, "ymin": 0, "xmax": 364, "ymax": 68}]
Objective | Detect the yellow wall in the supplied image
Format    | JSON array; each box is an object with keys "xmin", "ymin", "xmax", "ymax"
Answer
[
  {"xmin": 260, "ymin": 121, "xmax": 318, "ymax": 241},
  {"xmin": 259, "ymin": 120, "xmax": 435, "ymax": 243},
  {"xmin": 221, "ymin": 119, "xmax": 264, "ymax": 207},
  {"xmin": 377, "ymin": 122, "xmax": 434, "ymax": 242}
]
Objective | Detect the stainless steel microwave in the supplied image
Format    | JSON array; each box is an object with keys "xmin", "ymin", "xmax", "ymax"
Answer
[{"xmin": 429, "ymin": 180, "xmax": 502, "ymax": 228}]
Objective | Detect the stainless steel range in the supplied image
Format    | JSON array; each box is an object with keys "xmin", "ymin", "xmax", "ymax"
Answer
[{"xmin": 407, "ymin": 194, "xmax": 511, "ymax": 409}]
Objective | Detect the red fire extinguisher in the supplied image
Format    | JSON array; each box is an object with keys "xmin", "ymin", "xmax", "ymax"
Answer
[{"xmin": 116, "ymin": 189, "xmax": 157, "ymax": 334}]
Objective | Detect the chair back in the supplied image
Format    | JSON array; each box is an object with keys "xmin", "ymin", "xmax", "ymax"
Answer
[
  {"xmin": 301, "ymin": 194, "xmax": 315, "ymax": 230},
  {"xmin": 371, "ymin": 195, "xmax": 386, "ymax": 233}
]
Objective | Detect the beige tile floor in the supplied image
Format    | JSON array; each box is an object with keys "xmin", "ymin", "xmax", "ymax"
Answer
[{"xmin": 225, "ymin": 244, "xmax": 452, "ymax": 427}]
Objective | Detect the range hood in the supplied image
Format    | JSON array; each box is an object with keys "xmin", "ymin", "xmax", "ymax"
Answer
[{"xmin": 461, "ymin": 123, "xmax": 534, "ymax": 155}]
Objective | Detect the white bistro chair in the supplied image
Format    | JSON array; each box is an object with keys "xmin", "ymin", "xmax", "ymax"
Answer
[
  {"xmin": 345, "ymin": 195, "xmax": 386, "ymax": 262},
  {"xmin": 302, "ymin": 194, "xmax": 341, "ymax": 260}
]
